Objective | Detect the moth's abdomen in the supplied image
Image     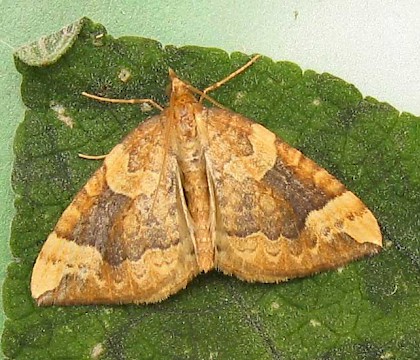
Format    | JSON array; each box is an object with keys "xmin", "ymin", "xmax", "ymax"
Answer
[{"xmin": 171, "ymin": 98, "xmax": 214, "ymax": 272}]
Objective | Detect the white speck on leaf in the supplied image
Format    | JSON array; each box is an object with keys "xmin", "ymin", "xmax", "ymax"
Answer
[
  {"xmin": 118, "ymin": 68, "xmax": 132, "ymax": 83},
  {"xmin": 209, "ymin": 351, "xmax": 219, "ymax": 360},
  {"xmin": 140, "ymin": 103, "xmax": 153, "ymax": 112},
  {"xmin": 270, "ymin": 301, "xmax": 280, "ymax": 310},
  {"xmin": 236, "ymin": 91, "xmax": 245, "ymax": 100},
  {"xmin": 310, "ymin": 319, "xmax": 321, "ymax": 327},
  {"xmin": 385, "ymin": 240, "xmax": 393, "ymax": 249},
  {"xmin": 380, "ymin": 351, "xmax": 394, "ymax": 359},
  {"xmin": 386, "ymin": 284, "xmax": 398, "ymax": 296},
  {"xmin": 336, "ymin": 266, "xmax": 344, "ymax": 274}
]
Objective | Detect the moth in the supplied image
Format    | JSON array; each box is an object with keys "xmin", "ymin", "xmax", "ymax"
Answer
[{"xmin": 31, "ymin": 56, "xmax": 382, "ymax": 305}]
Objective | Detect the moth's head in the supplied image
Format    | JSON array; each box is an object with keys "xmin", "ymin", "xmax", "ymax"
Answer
[{"xmin": 168, "ymin": 69, "xmax": 198, "ymax": 108}]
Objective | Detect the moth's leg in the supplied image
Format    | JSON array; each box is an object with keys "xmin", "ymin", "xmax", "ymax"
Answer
[
  {"xmin": 199, "ymin": 54, "xmax": 261, "ymax": 103},
  {"xmin": 78, "ymin": 153, "xmax": 107, "ymax": 160},
  {"xmin": 82, "ymin": 92, "xmax": 164, "ymax": 111},
  {"xmin": 78, "ymin": 93, "xmax": 164, "ymax": 160}
]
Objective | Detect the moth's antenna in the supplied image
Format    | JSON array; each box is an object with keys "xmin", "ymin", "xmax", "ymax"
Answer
[
  {"xmin": 199, "ymin": 54, "xmax": 261, "ymax": 102},
  {"xmin": 186, "ymin": 85, "xmax": 227, "ymax": 109}
]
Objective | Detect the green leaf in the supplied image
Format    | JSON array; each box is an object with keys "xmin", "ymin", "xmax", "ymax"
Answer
[{"xmin": 4, "ymin": 17, "xmax": 419, "ymax": 360}]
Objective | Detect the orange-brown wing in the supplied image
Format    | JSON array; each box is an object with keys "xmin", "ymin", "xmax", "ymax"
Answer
[
  {"xmin": 31, "ymin": 115, "xmax": 199, "ymax": 305},
  {"xmin": 201, "ymin": 108, "xmax": 382, "ymax": 283}
]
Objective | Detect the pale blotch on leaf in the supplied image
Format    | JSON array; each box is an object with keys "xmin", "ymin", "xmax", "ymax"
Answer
[
  {"xmin": 90, "ymin": 343, "xmax": 104, "ymax": 359},
  {"xmin": 50, "ymin": 101, "xmax": 74, "ymax": 128},
  {"xmin": 118, "ymin": 68, "xmax": 132, "ymax": 83}
]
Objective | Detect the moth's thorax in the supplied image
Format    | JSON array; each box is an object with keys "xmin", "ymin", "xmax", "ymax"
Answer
[{"xmin": 169, "ymin": 77, "xmax": 215, "ymax": 272}]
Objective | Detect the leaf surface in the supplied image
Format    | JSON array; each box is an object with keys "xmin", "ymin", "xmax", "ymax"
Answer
[{"xmin": 3, "ymin": 18, "xmax": 419, "ymax": 360}]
